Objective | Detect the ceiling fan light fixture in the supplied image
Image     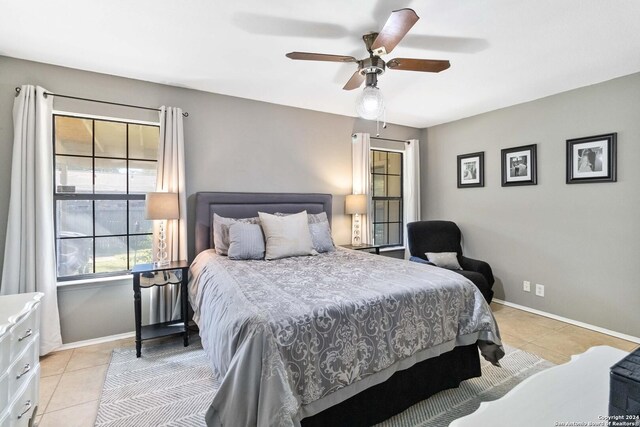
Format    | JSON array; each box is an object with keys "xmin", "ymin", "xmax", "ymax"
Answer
[{"xmin": 356, "ymin": 85, "xmax": 385, "ymax": 120}]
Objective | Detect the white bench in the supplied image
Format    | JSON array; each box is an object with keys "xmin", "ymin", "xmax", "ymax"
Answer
[{"xmin": 451, "ymin": 346, "xmax": 629, "ymax": 427}]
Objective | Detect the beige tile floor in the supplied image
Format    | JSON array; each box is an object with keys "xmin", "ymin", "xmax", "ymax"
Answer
[{"xmin": 35, "ymin": 303, "xmax": 639, "ymax": 426}]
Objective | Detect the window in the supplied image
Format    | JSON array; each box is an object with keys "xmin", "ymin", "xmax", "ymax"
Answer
[
  {"xmin": 371, "ymin": 149, "xmax": 403, "ymax": 246},
  {"xmin": 53, "ymin": 114, "xmax": 159, "ymax": 280}
]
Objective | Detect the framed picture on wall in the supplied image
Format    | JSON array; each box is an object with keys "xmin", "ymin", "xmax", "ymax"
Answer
[
  {"xmin": 566, "ymin": 133, "xmax": 617, "ymax": 184},
  {"xmin": 501, "ymin": 144, "xmax": 537, "ymax": 187},
  {"xmin": 457, "ymin": 152, "xmax": 484, "ymax": 188}
]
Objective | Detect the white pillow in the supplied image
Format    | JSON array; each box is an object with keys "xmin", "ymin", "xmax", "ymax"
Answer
[
  {"xmin": 258, "ymin": 211, "xmax": 316, "ymax": 260},
  {"xmin": 425, "ymin": 252, "xmax": 462, "ymax": 270}
]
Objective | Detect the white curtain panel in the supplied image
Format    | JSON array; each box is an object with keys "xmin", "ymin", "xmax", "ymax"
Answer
[
  {"xmin": 150, "ymin": 106, "xmax": 188, "ymax": 323},
  {"xmin": 351, "ymin": 133, "xmax": 372, "ymax": 244},
  {"xmin": 403, "ymin": 139, "xmax": 421, "ymax": 258},
  {"xmin": 1, "ymin": 85, "xmax": 62, "ymax": 355}
]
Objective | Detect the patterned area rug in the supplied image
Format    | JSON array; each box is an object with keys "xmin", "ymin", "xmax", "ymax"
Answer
[{"xmin": 95, "ymin": 339, "xmax": 554, "ymax": 427}]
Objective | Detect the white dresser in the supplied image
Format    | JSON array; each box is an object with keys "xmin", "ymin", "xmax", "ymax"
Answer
[{"xmin": 0, "ymin": 293, "xmax": 43, "ymax": 427}]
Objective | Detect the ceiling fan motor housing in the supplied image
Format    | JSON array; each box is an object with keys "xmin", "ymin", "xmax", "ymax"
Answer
[{"xmin": 359, "ymin": 56, "xmax": 385, "ymax": 87}]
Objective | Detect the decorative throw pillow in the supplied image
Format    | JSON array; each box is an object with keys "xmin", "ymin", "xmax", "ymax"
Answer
[
  {"xmin": 212, "ymin": 213, "xmax": 259, "ymax": 255},
  {"xmin": 227, "ymin": 223, "xmax": 265, "ymax": 260},
  {"xmin": 309, "ymin": 221, "xmax": 335, "ymax": 253},
  {"xmin": 307, "ymin": 212, "xmax": 329, "ymax": 224},
  {"xmin": 258, "ymin": 211, "xmax": 316, "ymax": 260},
  {"xmin": 425, "ymin": 252, "xmax": 462, "ymax": 270}
]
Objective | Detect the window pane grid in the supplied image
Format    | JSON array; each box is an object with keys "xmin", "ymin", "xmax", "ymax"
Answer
[
  {"xmin": 370, "ymin": 149, "xmax": 404, "ymax": 247},
  {"xmin": 53, "ymin": 114, "xmax": 159, "ymax": 280},
  {"xmin": 58, "ymin": 232, "xmax": 152, "ymax": 239},
  {"xmin": 55, "ymin": 194, "xmax": 146, "ymax": 200},
  {"xmin": 55, "ymin": 152, "xmax": 156, "ymax": 162}
]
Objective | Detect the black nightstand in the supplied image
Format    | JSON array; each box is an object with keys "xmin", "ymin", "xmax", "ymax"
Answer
[
  {"xmin": 131, "ymin": 261, "xmax": 190, "ymax": 358},
  {"xmin": 340, "ymin": 244, "xmax": 381, "ymax": 255}
]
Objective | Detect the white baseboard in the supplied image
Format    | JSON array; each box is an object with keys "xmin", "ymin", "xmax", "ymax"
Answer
[
  {"xmin": 58, "ymin": 331, "xmax": 135, "ymax": 351},
  {"xmin": 493, "ymin": 298, "xmax": 640, "ymax": 344}
]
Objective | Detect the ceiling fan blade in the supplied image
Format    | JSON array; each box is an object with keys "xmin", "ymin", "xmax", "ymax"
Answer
[
  {"xmin": 286, "ymin": 52, "xmax": 357, "ymax": 62},
  {"xmin": 343, "ymin": 71, "xmax": 365, "ymax": 90},
  {"xmin": 371, "ymin": 8, "xmax": 419, "ymax": 55},
  {"xmin": 387, "ymin": 58, "xmax": 451, "ymax": 73}
]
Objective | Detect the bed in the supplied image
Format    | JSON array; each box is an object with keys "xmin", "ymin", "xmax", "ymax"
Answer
[{"xmin": 190, "ymin": 191, "xmax": 503, "ymax": 427}]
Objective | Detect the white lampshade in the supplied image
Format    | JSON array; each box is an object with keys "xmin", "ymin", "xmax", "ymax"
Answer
[
  {"xmin": 145, "ymin": 192, "xmax": 179, "ymax": 220},
  {"xmin": 356, "ymin": 86, "xmax": 385, "ymax": 120},
  {"xmin": 345, "ymin": 194, "xmax": 367, "ymax": 215}
]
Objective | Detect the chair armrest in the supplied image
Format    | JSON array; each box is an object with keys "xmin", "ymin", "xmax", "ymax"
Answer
[
  {"xmin": 460, "ymin": 256, "xmax": 495, "ymax": 285},
  {"xmin": 410, "ymin": 256, "xmax": 436, "ymax": 266}
]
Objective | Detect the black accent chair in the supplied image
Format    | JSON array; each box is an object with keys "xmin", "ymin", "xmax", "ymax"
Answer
[{"xmin": 407, "ymin": 220, "xmax": 494, "ymax": 303}]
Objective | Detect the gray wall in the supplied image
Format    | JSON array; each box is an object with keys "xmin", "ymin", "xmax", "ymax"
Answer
[
  {"xmin": 0, "ymin": 56, "xmax": 420, "ymax": 343},
  {"xmin": 421, "ymin": 73, "xmax": 640, "ymax": 337},
  {"xmin": 5, "ymin": 53, "xmax": 635, "ymax": 342}
]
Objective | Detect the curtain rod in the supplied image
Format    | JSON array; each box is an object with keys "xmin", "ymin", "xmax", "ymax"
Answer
[
  {"xmin": 14, "ymin": 87, "xmax": 189, "ymax": 117},
  {"xmin": 368, "ymin": 135, "xmax": 410, "ymax": 144}
]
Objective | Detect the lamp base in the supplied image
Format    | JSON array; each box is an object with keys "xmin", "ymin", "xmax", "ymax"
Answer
[
  {"xmin": 155, "ymin": 220, "xmax": 170, "ymax": 267},
  {"xmin": 351, "ymin": 213, "xmax": 363, "ymax": 246},
  {"xmin": 154, "ymin": 260, "xmax": 171, "ymax": 267}
]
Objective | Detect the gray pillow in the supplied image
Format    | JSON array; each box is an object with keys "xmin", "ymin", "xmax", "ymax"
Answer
[
  {"xmin": 425, "ymin": 252, "xmax": 462, "ymax": 270},
  {"xmin": 308, "ymin": 212, "xmax": 329, "ymax": 224},
  {"xmin": 212, "ymin": 213, "xmax": 260, "ymax": 255},
  {"xmin": 228, "ymin": 223, "xmax": 265, "ymax": 260},
  {"xmin": 309, "ymin": 221, "xmax": 335, "ymax": 253},
  {"xmin": 258, "ymin": 211, "xmax": 316, "ymax": 260}
]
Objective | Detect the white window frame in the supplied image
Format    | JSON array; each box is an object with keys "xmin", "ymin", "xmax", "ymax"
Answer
[
  {"xmin": 53, "ymin": 111, "xmax": 160, "ymax": 283},
  {"xmin": 369, "ymin": 143, "xmax": 407, "ymax": 250}
]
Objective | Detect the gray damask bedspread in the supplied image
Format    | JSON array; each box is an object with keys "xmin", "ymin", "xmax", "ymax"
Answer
[{"xmin": 189, "ymin": 247, "xmax": 503, "ymax": 427}]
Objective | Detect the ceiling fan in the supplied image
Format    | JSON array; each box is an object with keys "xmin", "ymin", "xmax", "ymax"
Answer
[{"xmin": 285, "ymin": 8, "xmax": 451, "ymax": 120}]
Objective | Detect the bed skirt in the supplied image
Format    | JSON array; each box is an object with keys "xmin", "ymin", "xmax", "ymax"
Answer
[{"xmin": 301, "ymin": 344, "xmax": 481, "ymax": 427}]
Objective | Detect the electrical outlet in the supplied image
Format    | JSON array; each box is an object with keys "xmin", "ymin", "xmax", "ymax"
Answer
[
  {"xmin": 523, "ymin": 281, "xmax": 531, "ymax": 292},
  {"xmin": 535, "ymin": 284, "xmax": 545, "ymax": 297}
]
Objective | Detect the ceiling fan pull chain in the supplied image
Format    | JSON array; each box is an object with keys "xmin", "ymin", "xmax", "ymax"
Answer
[
  {"xmin": 375, "ymin": 107, "xmax": 388, "ymax": 136},
  {"xmin": 383, "ymin": 108, "xmax": 387, "ymax": 130}
]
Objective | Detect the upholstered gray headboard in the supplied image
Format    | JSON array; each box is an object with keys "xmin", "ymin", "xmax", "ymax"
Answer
[{"xmin": 194, "ymin": 192, "xmax": 333, "ymax": 255}]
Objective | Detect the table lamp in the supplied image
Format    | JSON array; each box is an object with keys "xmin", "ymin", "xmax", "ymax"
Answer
[
  {"xmin": 345, "ymin": 194, "xmax": 367, "ymax": 246},
  {"xmin": 145, "ymin": 192, "xmax": 179, "ymax": 266}
]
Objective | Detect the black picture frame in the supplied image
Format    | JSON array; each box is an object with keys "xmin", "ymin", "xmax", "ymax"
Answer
[
  {"xmin": 566, "ymin": 133, "xmax": 617, "ymax": 184},
  {"xmin": 457, "ymin": 152, "xmax": 484, "ymax": 188},
  {"xmin": 501, "ymin": 144, "xmax": 537, "ymax": 187}
]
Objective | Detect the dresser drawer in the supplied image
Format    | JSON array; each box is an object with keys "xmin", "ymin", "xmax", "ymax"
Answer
[
  {"xmin": 7, "ymin": 364, "xmax": 39, "ymax": 427},
  {"xmin": 9, "ymin": 307, "xmax": 38, "ymax": 364},
  {"xmin": 8, "ymin": 339, "xmax": 38, "ymax": 400}
]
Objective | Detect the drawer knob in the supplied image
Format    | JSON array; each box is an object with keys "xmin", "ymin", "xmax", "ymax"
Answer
[
  {"xmin": 17, "ymin": 400, "xmax": 32, "ymax": 419},
  {"xmin": 16, "ymin": 363, "xmax": 31, "ymax": 379},
  {"xmin": 18, "ymin": 328, "xmax": 33, "ymax": 341}
]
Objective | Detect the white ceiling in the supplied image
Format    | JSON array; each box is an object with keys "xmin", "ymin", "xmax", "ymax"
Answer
[{"xmin": 2, "ymin": 1, "xmax": 640, "ymax": 128}]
